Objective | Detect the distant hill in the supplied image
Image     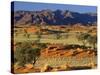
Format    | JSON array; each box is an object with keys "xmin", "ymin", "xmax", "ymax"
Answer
[{"xmin": 12, "ymin": 9, "xmax": 97, "ymax": 25}]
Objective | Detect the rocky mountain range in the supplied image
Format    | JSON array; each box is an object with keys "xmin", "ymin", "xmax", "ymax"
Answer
[{"xmin": 13, "ymin": 9, "xmax": 97, "ymax": 25}]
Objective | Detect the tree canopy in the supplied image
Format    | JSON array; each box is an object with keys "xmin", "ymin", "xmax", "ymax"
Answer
[{"xmin": 14, "ymin": 41, "xmax": 41, "ymax": 66}]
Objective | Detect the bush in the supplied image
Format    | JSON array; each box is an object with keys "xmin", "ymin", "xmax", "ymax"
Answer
[{"xmin": 14, "ymin": 41, "xmax": 41, "ymax": 67}]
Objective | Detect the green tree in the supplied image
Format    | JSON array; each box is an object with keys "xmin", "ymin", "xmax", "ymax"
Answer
[
  {"xmin": 35, "ymin": 24, "xmax": 42, "ymax": 43},
  {"xmin": 23, "ymin": 29, "xmax": 30, "ymax": 38},
  {"xmin": 87, "ymin": 35, "xmax": 97, "ymax": 50},
  {"xmin": 15, "ymin": 42, "xmax": 41, "ymax": 67},
  {"xmin": 55, "ymin": 33, "xmax": 61, "ymax": 39},
  {"xmin": 78, "ymin": 33, "xmax": 90, "ymax": 47},
  {"xmin": 36, "ymin": 31, "xmax": 41, "ymax": 43}
]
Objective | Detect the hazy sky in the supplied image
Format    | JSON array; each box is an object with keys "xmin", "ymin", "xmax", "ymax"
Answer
[{"xmin": 12, "ymin": 1, "xmax": 97, "ymax": 13}]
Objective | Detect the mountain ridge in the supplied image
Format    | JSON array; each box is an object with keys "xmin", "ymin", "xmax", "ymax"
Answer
[{"xmin": 13, "ymin": 9, "xmax": 97, "ymax": 26}]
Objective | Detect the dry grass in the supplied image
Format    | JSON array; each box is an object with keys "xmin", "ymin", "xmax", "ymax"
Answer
[{"xmin": 13, "ymin": 25, "xmax": 97, "ymax": 74}]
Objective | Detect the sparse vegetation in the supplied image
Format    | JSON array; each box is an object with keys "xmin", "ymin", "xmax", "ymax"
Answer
[
  {"xmin": 77, "ymin": 33, "xmax": 91, "ymax": 47},
  {"xmin": 87, "ymin": 35, "xmax": 97, "ymax": 50},
  {"xmin": 14, "ymin": 42, "xmax": 41, "ymax": 67},
  {"xmin": 12, "ymin": 8, "xmax": 97, "ymax": 73}
]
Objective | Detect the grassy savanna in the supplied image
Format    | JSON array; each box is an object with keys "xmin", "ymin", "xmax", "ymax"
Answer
[
  {"xmin": 13, "ymin": 24, "xmax": 97, "ymax": 73},
  {"xmin": 12, "ymin": 1, "xmax": 97, "ymax": 73},
  {"xmin": 14, "ymin": 25, "xmax": 97, "ymax": 45}
]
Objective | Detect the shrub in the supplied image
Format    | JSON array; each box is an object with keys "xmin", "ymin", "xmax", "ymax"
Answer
[{"xmin": 14, "ymin": 41, "xmax": 41, "ymax": 67}]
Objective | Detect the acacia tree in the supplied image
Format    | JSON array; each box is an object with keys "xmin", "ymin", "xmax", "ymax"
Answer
[
  {"xmin": 34, "ymin": 24, "xmax": 42, "ymax": 44},
  {"xmin": 15, "ymin": 42, "xmax": 41, "ymax": 67},
  {"xmin": 55, "ymin": 32, "xmax": 61, "ymax": 39},
  {"xmin": 87, "ymin": 35, "xmax": 97, "ymax": 50},
  {"xmin": 23, "ymin": 29, "xmax": 30, "ymax": 38},
  {"xmin": 35, "ymin": 31, "xmax": 41, "ymax": 43},
  {"xmin": 77, "ymin": 33, "xmax": 91, "ymax": 47}
]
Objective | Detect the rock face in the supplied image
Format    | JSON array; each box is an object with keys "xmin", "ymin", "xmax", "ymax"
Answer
[{"xmin": 12, "ymin": 10, "xmax": 97, "ymax": 25}]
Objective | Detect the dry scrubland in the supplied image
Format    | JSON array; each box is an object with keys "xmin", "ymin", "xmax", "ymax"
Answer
[{"xmin": 12, "ymin": 24, "xmax": 97, "ymax": 73}]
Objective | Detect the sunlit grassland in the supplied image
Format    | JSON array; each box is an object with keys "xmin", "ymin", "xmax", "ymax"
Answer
[{"xmin": 14, "ymin": 33, "xmax": 84, "ymax": 45}]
